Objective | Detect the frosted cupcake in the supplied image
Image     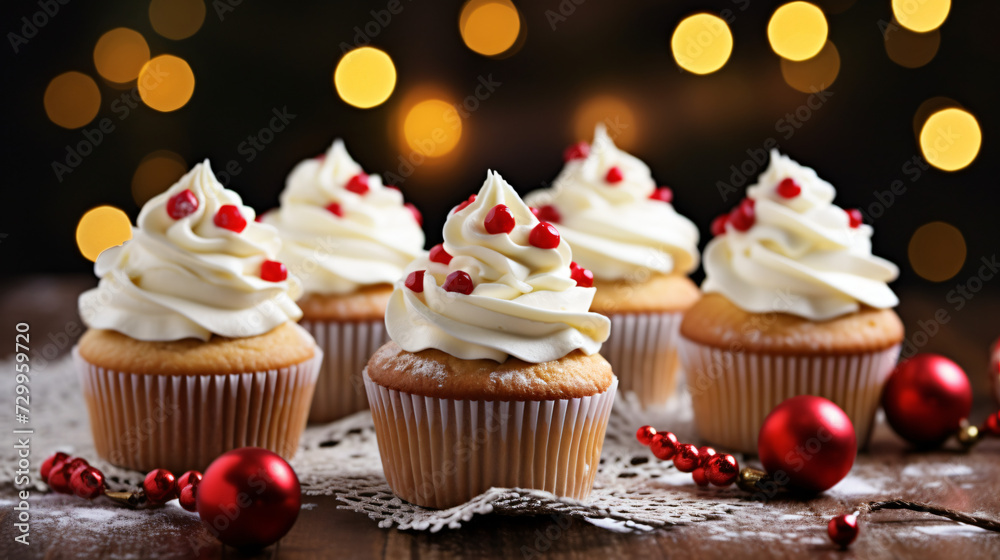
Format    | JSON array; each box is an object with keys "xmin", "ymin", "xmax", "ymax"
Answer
[
  {"xmin": 678, "ymin": 150, "xmax": 903, "ymax": 452},
  {"xmin": 525, "ymin": 124, "xmax": 700, "ymax": 407},
  {"xmin": 365, "ymin": 170, "xmax": 616, "ymax": 509},
  {"xmin": 76, "ymin": 161, "xmax": 321, "ymax": 472},
  {"xmin": 264, "ymin": 139, "xmax": 425, "ymax": 422}
]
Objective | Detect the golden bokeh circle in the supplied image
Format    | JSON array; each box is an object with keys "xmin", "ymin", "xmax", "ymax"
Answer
[
  {"xmin": 138, "ymin": 55, "xmax": 196, "ymax": 112},
  {"xmin": 885, "ymin": 24, "xmax": 940, "ymax": 69},
  {"xmin": 93, "ymin": 28, "xmax": 151, "ymax": 84},
  {"xmin": 908, "ymin": 221, "xmax": 966, "ymax": 282},
  {"xmin": 149, "ymin": 0, "xmax": 206, "ymax": 40},
  {"xmin": 671, "ymin": 13, "xmax": 734, "ymax": 75},
  {"xmin": 919, "ymin": 107, "xmax": 982, "ymax": 172},
  {"xmin": 767, "ymin": 2, "xmax": 829, "ymax": 61},
  {"xmin": 403, "ymin": 99, "xmax": 462, "ymax": 157},
  {"xmin": 334, "ymin": 47, "xmax": 397, "ymax": 109},
  {"xmin": 459, "ymin": 0, "xmax": 521, "ymax": 57},
  {"xmin": 572, "ymin": 95, "xmax": 638, "ymax": 150},
  {"xmin": 892, "ymin": 0, "xmax": 950, "ymax": 33},
  {"xmin": 76, "ymin": 206, "xmax": 133, "ymax": 262},
  {"xmin": 132, "ymin": 150, "xmax": 188, "ymax": 206},
  {"xmin": 44, "ymin": 72, "xmax": 101, "ymax": 129},
  {"xmin": 780, "ymin": 40, "xmax": 839, "ymax": 93}
]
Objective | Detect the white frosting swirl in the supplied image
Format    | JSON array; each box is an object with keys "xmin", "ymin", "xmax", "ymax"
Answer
[
  {"xmin": 386, "ymin": 171, "xmax": 610, "ymax": 363},
  {"xmin": 79, "ymin": 160, "xmax": 303, "ymax": 341},
  {"xmin": 702, "ymin": 150, "xmax": 899, "ymax": 321},
  {"xmin": 264, "ymin": 139, "xmax": 425, "ymax": 295},
  {"xmin": 524, "ymin": 124, "xmax": 700, "ymax": 279}
]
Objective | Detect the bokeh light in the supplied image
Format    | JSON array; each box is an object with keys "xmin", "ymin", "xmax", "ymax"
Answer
[
  {"xmin": 919, "ymin": 107, "xmax": 982, "ymax": 172},
  {"xmin": 149, "ymin": 0, "xmax": 206, "ymax": 40},
  {"xmin": 767, "ymin": 2, "xmax": 828, "ymax": 61},
  {"xmin": 572, "ymin": 95, "xmax": 638, "ymax": 150},
  {"xmin": 44, "ymin": 72, "xmax": 101, "ymax": 129},
  {"xmin": 459, "ymin": 0, "xmax": 521, "ymax": 57},
  {"xmin": 885, "ymin": 24, "xmax": 940, "ymax": 69},
  {"xmin": 93, "ymin": 28, "xmax": 150, "ymax": 84},
  {"xmin": 912, "ymin": 96, "xmax": 961, "ymax": 138},
  {"xmin": 403, "ymin": 99, "xmax": 462, "ymax": 157},
  {"xmin": 671, "ymin": 13, "xmax": 734, "ymax": 75},
  {"xmin": 780, "ymin": 40, "xmax": 839, "ymax": 93},
  {"xmin": 132, "ymin": 150, "xmax": 187, "ymax": 206},
  {"xmin": 76, "ymin": 206, "xmax": 133, "ymax": 262},
  {"xmin": 892, "ymin": 0, "xmax": 950, "ymax": 33},
  {"xmin": 334, "ymin": 47, "xmax": 397, "ymax": 109},
  {"xmin": 908, "ymin": 221, "xmax": 966, "ymax": 282},
  {"xmin": 138, "ymin": 55, "xmax": 195, "ymax": 112}
]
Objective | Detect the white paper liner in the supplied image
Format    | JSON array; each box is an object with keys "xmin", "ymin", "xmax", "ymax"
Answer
[
  {"xmin": 73, "ymin": 347, "xmax": 322, "ymax": 473},
  {"xmin": 603, "ymin": 311, "xmax": 684, "ymax": 408},
  {"xmin": 678, "ymin": 338, "xmax": 901, "ymax": 453},
  {"xmin": 301, "ymin": 319, "xmax": 387, "ymax": 423},
  {"xmin": 364, "ymin": 373, "xmax": 618, "ymax": 509}
]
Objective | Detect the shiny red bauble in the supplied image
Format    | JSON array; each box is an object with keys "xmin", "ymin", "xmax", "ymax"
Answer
[
  {"xmin": 881, "ymin": 354, "xmax": 972, "ymax": 448},
  {"xmin": 650, "ymin": 432, "xmax": 679, "ymax": 461},
  {"xmin": 40, "ymin": 451, "xmax": 68, "ymax": 483},
  {"xmin": 672, "ymin": 444, "xmax": 701, "ymax": 473},
  {"xmin": 758, "ymin": 395, "xmax": 857, "ymax": 493},
  {"xmin": 705, "ymin": 454, "xmax": 739, "ymax": 487},
  {"xmin": 989, "ymin": 339, "xmax": 1000, "ymax": 406},
  {"xmin": 70, "ymin": 466, "xmax": 105, "ymax": 500},
  {"xmin": 827, "ymin": 513, "xmax": 859, "ymax": 548},
  {"xmin": 635, "ymin": 425, "xmax": 656, "ymax": 446},
  {"xmin": 197, "ymin": 447, "xmax": 301, "ymax": 550},
  {"xmin": 144, "ymin": 469, "xmax": 177, "ymax": 504}
]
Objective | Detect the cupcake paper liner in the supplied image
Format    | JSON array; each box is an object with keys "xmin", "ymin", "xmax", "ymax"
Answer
[
  {"xmin": 301, "ymin": 319, "xmax": 387, "ymax": 423},
  {"xmin": 74, "ymin": 347, "xmax": 322, "ymax": 473},
  {"xmin": 364, "ymin": 372, "xmax": 618, "ymax": 509},
  {"xmin": 603, "ymin": 311, "xmax": 684, "ymax": 408},
  {"xmin": 678, "ymin": 339, "xmax": 901, "ymax": 453}
]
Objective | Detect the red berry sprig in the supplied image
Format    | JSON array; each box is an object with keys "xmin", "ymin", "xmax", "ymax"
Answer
[{"xmin": 635, "ymin": 426, "xmax": 742, "ymax": 489}]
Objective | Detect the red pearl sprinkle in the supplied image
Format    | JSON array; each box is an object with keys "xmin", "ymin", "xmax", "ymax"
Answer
[
  {"xmin": 454, "ymin": 194, "xmax": 477, "ymax": 213},
  {"xmin": 179, "ymin": 484, "xmax": 198, "ymax": 512},
  {"xmin": 692, "ymin": 467, "xmax": 711, "ymax": 487},
  {"xmin": 605, "ymin": 166, "xmax": 624, "ymax": 184},
  {"xmin": 40, "ymin": 452, "xmax": 69, "ymax": 483},
  {"xmin": 847, "ymin": 208, "xmax": 863, "ymax": 228},
  {"xmin": 650, "ymin": 432, "xmax": 679, "ymax": 461},
  {"xmin": 529, "ymin": 222, "xmax": 561, "ymax": 249},
  {"xmin": 214, "ymin": 205, "xmax": 247, "ymax": 233},
  {"xmin": 345, "ymin": 173, "xmax": 370, "ymax": 195},
  {"xmin": 697, "ymin": 446, "xmax": 717, "ymax": 468},
  {"xmin": 70, "ymin": 466, "xmax": 105, "ymax": 500},
  {"xmin": 315, "ymin": 153, "xmax": 326, "ymax": 161},
  {"xmin": 563, "ymin": 141, "xmax": 590, "ymax": 162},
  {"xmin": 405, "ymin": 203, "xmax": 423, "ymax": 226},
  {"xmin": 176, "ymin": 470, "xmax": 202, "ymax": 490},
  {"xmin": 776, "ymin": 178, "xmax": 802, "ymax": 199},
  {"xmin": 649, "ymin": 187, "xmax": 674, "ymax": 203},
  {"xmin": 570, "ymin": 261, "xmax": 594, "ymax": 288},
  {"xmin": 710, "ymin": 214, "xmax": 729, "ymax": 236},
  {"xmin": 728, "ymin": 198, "xmax": 755, "ymax": 232},
  {"xmin": 531, "ymin": 205, "xmax": 561, "ymax": 224},
  {"xmin": 828, "ymin": 513, "xmax": 859, "ymax": 548},
  {"xmin": 443, "ymin": 271, "xmax": 474, "ymax": 295},
  {"xmin": 405, "ymin": 270, "xmax": 425, "ymax": 293},
  {"xmin": 706, "ymin": 454, "xmax": 740, "ymax": 487},
  {"xmin": 636, "ymin": 425, "xmax": 657, "ymax": 446},
  {"xmin": 385, "ymin": 185, "xmax": 400, "ymax": 192},
  {"xmin": 254, "ymin": 209, "xmax": 272, "ymax": 223},
  {"xmin": 260, "ymin": 260, "xmax": 288, "ymax": 282},
  {"xmin": 429, "ymin": 244, "xmax": 453, "ymax": 265},
  {"xmin": 166, "ymin": 189, "xmax": 199, "ymax": 219},
  {"xmin": 484, "ymin": 204, "xmax": 516, "ymax": 234},
  {"xmin": 143, "ymin": 469, "xmax": 177, "ymax": 504},
  {"xmin": 673, "ymin": 444, "xmax": 701, "ymax": 473},
  {"xmin": 326, "ymin": 202, "xmax": 344, "ymax": 217}
]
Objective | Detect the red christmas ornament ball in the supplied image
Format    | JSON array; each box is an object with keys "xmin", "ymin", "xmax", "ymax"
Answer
[
  {"xmin": 827, "ymin": 513, "xmax": 859, "ymax": 548},
  {"xmin": 881, "ymin": 354, "xmax": 972, "ymax": 448},
  {"xmin": 197, "ymin": 447, "xmax": 301, "ymax": 550},
  {"xmin": 758, "ymin": 395, "xmax": 857, "ymax": 493}
]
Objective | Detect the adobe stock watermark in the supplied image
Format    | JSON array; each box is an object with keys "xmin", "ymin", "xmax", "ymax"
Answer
[
  {"xmin": 716, "ymin": 88, "xmax": 834, "ymax": 202},
  {"xmin": 338, "ymin": 0, "xmax": 414, "ymax": 54},
  {"xmin": 520, "ymin": 515, "xmax": 574, "ymax": 558},
  {"xmin": 50, "ymin": 61, "xmax": 172, "ymax": 183},
  {"xmin": 7, "ymin": 0, "xmax": 71, "ymax": 54},
  {"xmin": 215, "ymin": 106, "xmax": 297, "ymax": 186},
  {"xmin": 212, "ymin": 0, "xmax": 245, "ymax": 21}
]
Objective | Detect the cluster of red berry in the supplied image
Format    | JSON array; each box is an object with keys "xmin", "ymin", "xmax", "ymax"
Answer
[
  {"xmin": 635, "ymin": 426, "xmax": 740, "ymax": 487},
  {"xmin": 40, "ymin": 452, "xmax": 203, "ymax": 512}
]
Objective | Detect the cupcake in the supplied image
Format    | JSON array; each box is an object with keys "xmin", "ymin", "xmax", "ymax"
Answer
[
  {"xmin": 525, "ymin": 124, "xmax": 700, "ymax": 407},
  {"xmin": 678, "ymin": 150, "xmax": 903, "ymax": 452},
  {"xmin": 366, "ymin": 170, "xmax": 616, "ymax": 509},
  {"xmin": 76, "ymin": 161, "xmax": 321, "ymax": 473},
  {"xmin": 264, "ymin": 139, "xmax": 425, "ymax": 422}
]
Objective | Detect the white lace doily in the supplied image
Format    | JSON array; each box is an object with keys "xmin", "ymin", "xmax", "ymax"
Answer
[{"xmin": 1, "ymin": 355, "xmax": 753, "ymax": 533}]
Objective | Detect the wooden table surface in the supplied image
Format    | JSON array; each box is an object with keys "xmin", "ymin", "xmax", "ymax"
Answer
[{"xmin": 2, "ymin": 275, "xmax": 999, "ymax": 560}]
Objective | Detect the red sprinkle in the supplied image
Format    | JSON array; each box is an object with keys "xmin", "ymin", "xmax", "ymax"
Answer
[
  {"xmin": 345, "ymin": 173, "xmax": 370, "ymax": 195},
  {"xmin": 728, "ymin": 199, "xmax": 755, "ymax": 232},
  {"xmin": 405, "ymin": 203, "xmax": 422, "ymax": 226},
  {"xmin": 529, "ymin": 222, "xmax": 561, "ymax": 249},
  {"xmin": 484, "ymin": 204, "xmax": 516, "ymax": 234},
  {"xmin": 405, "ymin": 270, "xmax": 425, "ymax": 292},
  {"xmin": 847, "ymin": 208, "xmax": 863, "ymax": 228},
  {"xmin": 605, "ymin": 166, "xmax": 624, "ymax": 184},
  {"xmin": 563, "ymin": 141, "xmax": 590, "ymax": 162},
  {"xmin": 649, "ymin": 187, "xmax": 673, "ymax": 203},
  {"xmin": 776, "ymin": 178, "xmax": 802, "ymax": 198},
  {"xmin": 429, "ymin": 244, "xmax": 453, "ymax": 265},
  {"xmin": 325, "ymin": 202, "xmax": 344, "ymax": 217},
  {"xmin": 260, "ymin": 260, "xmax": 288, "ymax": 282},
  {"xmin": 710, "ymin": 214, "xmax": 729, "ymax": 236},
  {"xmin": 167, "ymin": 189, "xmax": 199, "ymax": 220},
  {"xmin": 214, "ymin": 205, "xmax": 247, "ymax": 233},
  {"xmin": 531, "ymin": 204, "xmax": 561, "ymax": 224},
  {"xmin": 570, "ymin": 261, "xmax": 594, "ymax": 288},
  {"xmin": 443, "ymin": 271, "xmax": 474, "ymax": 294},
  {"xmin": 454, "ymin": 194, "xmax": 477, "ymax": 213}
]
